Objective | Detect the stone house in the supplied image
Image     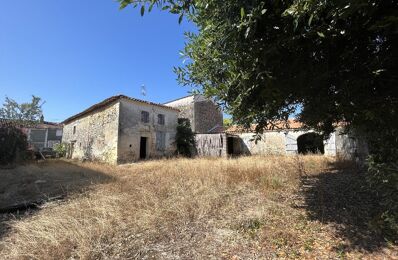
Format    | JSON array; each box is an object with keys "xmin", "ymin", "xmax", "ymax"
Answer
[
  {"xmin": 164, "ymin": 94, "xmax": 223, "ymax": 134},
  {"xmin": 62, "ymin": 95, "xmax": 179, "ymax": 164}
]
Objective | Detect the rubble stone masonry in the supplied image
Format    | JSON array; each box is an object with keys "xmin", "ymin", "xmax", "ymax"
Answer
[{"xmin": 62, "ymin": 102, "xmax": 120, "ymax": 164}]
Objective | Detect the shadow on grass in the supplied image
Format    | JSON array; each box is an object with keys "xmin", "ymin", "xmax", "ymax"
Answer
[
  {"xmin": 298, "ymin": 160, "xmax": 388, "ymax": 253},
  {"xmin": 0, "ymin": 160, "xmax": 113, "ymax": 239}
]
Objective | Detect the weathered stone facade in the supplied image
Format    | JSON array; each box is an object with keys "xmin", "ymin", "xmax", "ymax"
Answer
[
  {"xmin": 195, "ymin": 133, "xmax": 227, "ymax": 157},
  {"xmin": 232, "ymin": 132, "xmax": 287, "ymax": 155},
  {"xmin": 194, "ymin": 129, "xmax": 361, "ymax": 158},
  {"xmin": 164, "ymin": 95, "xmax": 195, "ymax": 125},
  {"xmin": 117, "ymin": 99, "xmax": 178, "ymax": 164},
  {"xmin": 194, "ymin": 100, "xmax": 224, "ymax": 134},
  {"xmin": 61, "ymin": 94, "xmax": 365, "ymax": 162},
  {"xmin": 164, "ymin": 95, "xmax": 223, "ymax": 134},
  {"xmin": 230, "ymin": 130, "xmax": 339, "ymax": 156},
  {"xmin": 62, "ymin": 96, "xmax": 179, "ymax": 164},
  {"xmin": 284, "ymin": 130, "xmax": 336, "ymax": 156},
  {"xmin": 334, "ymin": 128, "xmax": 368, "ymax": 160},
  {"xmin": 63, "ymin": 102, "xmax": 120, "ymax": 164}
]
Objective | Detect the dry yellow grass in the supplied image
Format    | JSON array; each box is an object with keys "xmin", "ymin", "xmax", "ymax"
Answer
[{"xmin": 0, "ymin": 156, "xmax": 396, "ymax": 259}]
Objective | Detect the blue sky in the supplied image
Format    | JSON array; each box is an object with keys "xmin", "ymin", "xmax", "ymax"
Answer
[{"xmin": 0, "ymin": 0, "xmax": 196, "ymax": 122}]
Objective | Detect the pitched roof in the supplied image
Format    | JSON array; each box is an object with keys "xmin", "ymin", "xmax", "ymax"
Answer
[
  {"xmin": 30, "ymin": 121, "xmax": 62, "ymax": 129},
  {"xmin": 207, "ymin": 125, "xmax": 225, "ymax": 134},
  {"xmin": 63, "ymin": 95, "xmax": 179, "ymax": 124},
  {"xmin": 163, "ymin": 94, "xmax": 194, "ymax": 105},
  {"xmin": 226, "ymin": 119, "xmax": 304, "ymax": 133}
]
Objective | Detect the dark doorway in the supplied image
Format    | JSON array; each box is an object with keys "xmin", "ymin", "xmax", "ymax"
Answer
[
  {"xmin": 140, "ymin": 137, "xmax": 147, "ymax": 159},
  {"xmin": 297, "ymin": 133, "xmax": 325, "ymax": 154},
  {"xmin": 227, "ymin": 137, "xmax": 234, "ymax": 155}
]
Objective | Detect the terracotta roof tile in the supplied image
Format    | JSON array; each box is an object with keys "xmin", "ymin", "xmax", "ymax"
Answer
[
  {"xmin": 226, "ymin": 119, "xmax": 304, "ymax": 133},
  {"xmin": 30, "ymin": 121, "xmax": 62, "ymax": 129},
  {"xmin": 63, "ymin": 95, "xmax": 179, "ymax": 124}
]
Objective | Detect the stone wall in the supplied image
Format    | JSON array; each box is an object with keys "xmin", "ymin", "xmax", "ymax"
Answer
[
  {"xmin": 164, "ymin": 95, "xmax": 223, "ymax": 134},
  {"xmin": 164, "ymin": 95, "xmax": 194, "ymax": 125},
  {"xmin": 335, "ymin": 128, "xmax": 368, "ymax": 160},
  {"xmin": 117, "ymin": 99, "xmax": 178, "ymax": 163},
  {"xmin": 62, "ymin": 102, "xmax": 120, "ymax": 164},
  {"xmin": 227, "ymin": 130, "xmax": 338, "ymax": 156},
  {"xmin": 195, "ymin": 133, "xmax": 227, "ymax": 157},
  {"xmin": 233, "ymin": 132, "xmax": 287, "ymax": 155},
  {"xmin": 284, "ymin": 130, "xmax": 336, "ymax": 156},
  {"xmin": 194, "ymin": 100, "xmax": 223, "ymax": 134}
]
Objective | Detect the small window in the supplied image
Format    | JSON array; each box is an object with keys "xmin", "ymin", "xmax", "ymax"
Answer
[
  {"xmin": 141, "ymin": 111, "xmax": 149, "ymax": 123},
  {"xmin": 73, "ymin": 126, "xmax": 76, "ymax": 135},
  {"xmin": 158, "ymin": 114, "xmax": 165, "ymax": 125}
]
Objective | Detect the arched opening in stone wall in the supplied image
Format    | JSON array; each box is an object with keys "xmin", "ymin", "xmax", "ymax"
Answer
[{"xmin": 297, "ymin": 133, "xmax": 325, "ymax": 154}]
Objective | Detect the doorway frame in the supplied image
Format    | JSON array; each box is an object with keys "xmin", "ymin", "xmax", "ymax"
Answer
[{"xmin": 140, "ymin": 136, "xmax": 148, "ymax": 160}]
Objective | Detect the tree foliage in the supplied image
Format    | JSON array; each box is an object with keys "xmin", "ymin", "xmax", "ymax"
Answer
[
  {"xmin": 0, "ymin": 96, "xmax": 43, "ymax": 165},
  {"xmin": 223, "ymin": 118, "xmax": 233, "ymax": 127},
  {"xmin": 175, "ymin": 118, "xmax": 196, "ymax": 157},
  {"xmin": 0, "ymin": 121, "xmax": 28, "ymax": 165},
  {"xmin": 119, "ymin": 0, "xmax": 397, "ymax": 134},
  {"xmin": 0, "ymin": 95, "xmax": 43, "ymax": 123},
  {"xmin": 120, "ymin": 0, "xmax": 398, "ymax": 237}
]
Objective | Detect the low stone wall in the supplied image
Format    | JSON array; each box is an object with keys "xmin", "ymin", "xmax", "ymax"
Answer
[
  {"xmin": 234, "ymin": 132, "xmax": 286, "ymax": 155},
  {"xmin": 225, "ymin": 130, "xmax": 338, "ymax": 156}
]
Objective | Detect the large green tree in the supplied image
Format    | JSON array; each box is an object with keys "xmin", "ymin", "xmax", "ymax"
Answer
[
  {"xmin": 120, "ymin": 0, "xmax": 397, "ymax": 236},
  {"xmin": 0, "ymin": 96, "xmax": 43, "ymax": 165},
  {"xmin": 0, "ymin": 96, "xmax": 44, "ymax": 164},
  {"xmin": 119, "ymin": 0, "xmax": 396, "ymax": 134}
]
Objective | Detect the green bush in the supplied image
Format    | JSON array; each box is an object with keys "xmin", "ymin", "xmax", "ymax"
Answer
[
  {"xmin": 0, "ymin": 122, "xmax": 28, "ymax": 165},
  {"xmin": 175, "ymin": 118, "xmax": 196, "ymax": 157},
  {"xmin": 53, "ymin": 143, "xmax": 68, "ymax": 158},
  {"xmin": 365, "ymin": 129, "xmax": 398, "ymax": 241},
  {"xmin": 367, "ymin": 158, "xmax": 398, "ymax": 240}
]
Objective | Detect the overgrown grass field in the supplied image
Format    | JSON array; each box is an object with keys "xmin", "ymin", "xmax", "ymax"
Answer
[{"xmin": 0, "ymin": 156, "xmax": 396, "ymax": 259}]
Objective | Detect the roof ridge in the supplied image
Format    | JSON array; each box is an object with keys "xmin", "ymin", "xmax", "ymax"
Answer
[
  {"xmin": 63, "ymin": 95, "xmax": 179, "ymax": 124},
  {"xmin": 163, "ymin": 94, "xmax": 195, "ymax": 104}
]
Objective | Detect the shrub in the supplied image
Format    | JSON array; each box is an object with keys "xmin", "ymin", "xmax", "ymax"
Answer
[
  {"xmin": 365, "ymin": 128, "xmax": 398, "ymax": 241},
  {"xmin": 53, "ymin": 143, "xmax": 68, "ymax": 158},
  {"xmin": 175, "ymin": 118, "xmax": 196, "ymax": 157},
  {"xmin": 0, "ymin": 122, "xmax": 28, "ymax": 165}
]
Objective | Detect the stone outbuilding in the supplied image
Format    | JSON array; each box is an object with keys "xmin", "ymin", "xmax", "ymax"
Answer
[
  {"xmin": 164, "ymin": 94, "xmax": 223, "ymax": 134},
  {"xmin": 225, "ymin": 121, "xmax": 337, "ymax": 156},
  {"xmin": 194, "ymin": 120, "xmax": 368, "ymax": 160},
  {"xmin": 62, "ymin": 95, "xmax": 179, "ymax": 164}
]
